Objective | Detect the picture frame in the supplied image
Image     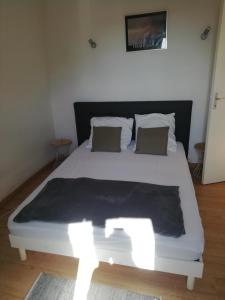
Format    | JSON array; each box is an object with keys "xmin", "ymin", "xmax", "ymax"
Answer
[{"xmin": 125, "ymin": 11, "xmax": 167, "ymax": 52}]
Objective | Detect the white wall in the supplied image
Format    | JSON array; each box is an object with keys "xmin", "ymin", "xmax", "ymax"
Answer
[
  {"xmin": 0, "ymin": 0, "xmax": 55, "ymax": 201},
  {"xmin": 46, "ymin": 0, "xmax": 220, "ymax": 161}
]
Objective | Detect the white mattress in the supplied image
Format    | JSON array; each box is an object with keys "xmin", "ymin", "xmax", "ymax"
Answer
[{"xmin": 8, "ymin": 141, "xmax": 204, "ymax": 261}]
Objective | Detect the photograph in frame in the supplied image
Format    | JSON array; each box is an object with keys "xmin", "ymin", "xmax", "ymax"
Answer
[{"xmin": 125, "ymin": 11, "xmax": 167, "ymax": 52}]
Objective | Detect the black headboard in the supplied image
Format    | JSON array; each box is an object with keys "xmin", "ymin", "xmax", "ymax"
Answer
[{"xmin": 74, "ymin": 101, "xmax": 192, "ymax": 156}]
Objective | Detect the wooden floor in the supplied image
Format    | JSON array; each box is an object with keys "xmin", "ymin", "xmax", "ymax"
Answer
[{"xmin": 0, "ymin": 165, "xmax": 225, "ymax": 300}]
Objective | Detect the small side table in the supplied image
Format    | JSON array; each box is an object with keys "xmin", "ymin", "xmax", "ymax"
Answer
[
  {"xmin": 51, "ymin": 139, "xmax": 72, "ymax": 166},
  {"xmin": 193, "ymin": 142, "xmax": 205, "ymax": 178}
]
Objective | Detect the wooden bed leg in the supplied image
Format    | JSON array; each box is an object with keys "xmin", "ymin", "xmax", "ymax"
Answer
[
  {"xmin": 187, "ymin": 276, "xmax": 195, "ymax": 290},
  {"xmin": 19, "ymin": 248, "xmax": 27, "ymax": 261}
]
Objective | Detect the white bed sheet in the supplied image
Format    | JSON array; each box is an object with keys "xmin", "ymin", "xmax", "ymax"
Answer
[{"xmin": 8, "ymin": 141, "xmax": 204, "ymax": 261}]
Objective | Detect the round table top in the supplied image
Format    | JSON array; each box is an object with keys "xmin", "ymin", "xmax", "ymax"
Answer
[{"xmin": 51, "ymin": 139, "xmax": 72, "ymax": 147}]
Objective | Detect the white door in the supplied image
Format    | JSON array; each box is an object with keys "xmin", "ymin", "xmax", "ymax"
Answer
[{"xmin": 203, "ymin": 0, "xmax": 225, "ymax": 184}]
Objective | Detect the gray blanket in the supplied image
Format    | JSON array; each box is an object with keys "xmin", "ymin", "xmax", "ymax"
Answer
[{"xmin": 14, "ymin": 177, "xmax": 185, "ymax": 237}]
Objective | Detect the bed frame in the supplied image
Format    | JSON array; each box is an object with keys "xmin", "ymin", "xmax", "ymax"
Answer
[{"xmin": 9, "ymin": 100, "xmax": 204, "ymax": 291}]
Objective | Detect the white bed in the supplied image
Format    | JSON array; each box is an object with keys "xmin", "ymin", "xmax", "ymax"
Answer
[{"xmin": 8, "ymin": 141, "xmax": 204, "ymax": 290}]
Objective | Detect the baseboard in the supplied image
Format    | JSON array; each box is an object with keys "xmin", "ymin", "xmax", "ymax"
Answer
[{"xmin": 0, "ymin": 160, "xmax": 54, "ymax": 207}]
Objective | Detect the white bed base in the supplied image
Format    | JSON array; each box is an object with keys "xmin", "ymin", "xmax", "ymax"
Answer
[{"xmin": 9, "ymin": 233, "xmax": 203, "ymax": 291}]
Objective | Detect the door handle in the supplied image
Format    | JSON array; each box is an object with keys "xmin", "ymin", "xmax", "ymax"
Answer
[{"xmin": 214, "ymin": 93, "xmax": 225, "ymax": 108}]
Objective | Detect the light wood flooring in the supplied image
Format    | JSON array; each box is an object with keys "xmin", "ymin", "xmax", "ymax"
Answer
[{"xmin": 0, "ymin": 164, "xmax": 225, "ymax": 300}]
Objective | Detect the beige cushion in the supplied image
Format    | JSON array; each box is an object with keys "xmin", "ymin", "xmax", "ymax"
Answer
[
  {"xmin": 135, "ymin": 127, "xmax": 169, "ymax": 155},
  {"xmin": 92, "ymin": 126, "xmax": 122, "ymax": 152}
]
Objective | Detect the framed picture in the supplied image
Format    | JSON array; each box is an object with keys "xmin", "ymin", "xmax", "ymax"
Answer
[{"xmin": 125, "ymin": 11, "xmax": 167, "ymax": 52}]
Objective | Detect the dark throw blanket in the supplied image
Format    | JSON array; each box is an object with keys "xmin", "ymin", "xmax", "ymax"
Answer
[{"xmin": 14, "ymin": 177, "xmax": 185, "ymax": 237}]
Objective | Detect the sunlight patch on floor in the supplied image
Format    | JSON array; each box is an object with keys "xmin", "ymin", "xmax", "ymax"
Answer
[
  {"xmin": 68, "ymin": 222, "xmax": 98, "ymax": 300},
  {"xmin": 68, "ymin": 218, "xmax": 155, "ymax": 300}
]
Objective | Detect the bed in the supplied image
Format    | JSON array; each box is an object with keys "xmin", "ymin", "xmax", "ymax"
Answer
[{"xmin": 8, "ymin": 101, "xmax": 204, "ymax": 291}]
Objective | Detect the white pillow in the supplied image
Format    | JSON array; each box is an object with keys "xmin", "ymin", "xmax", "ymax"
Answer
[
  {"xmin": 87, "ymin": 117, "xmax": 134, "ymax": 150},
  {"xmin": 135, "ymin": 113, "xmax": 177, "ymax": 152}
]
